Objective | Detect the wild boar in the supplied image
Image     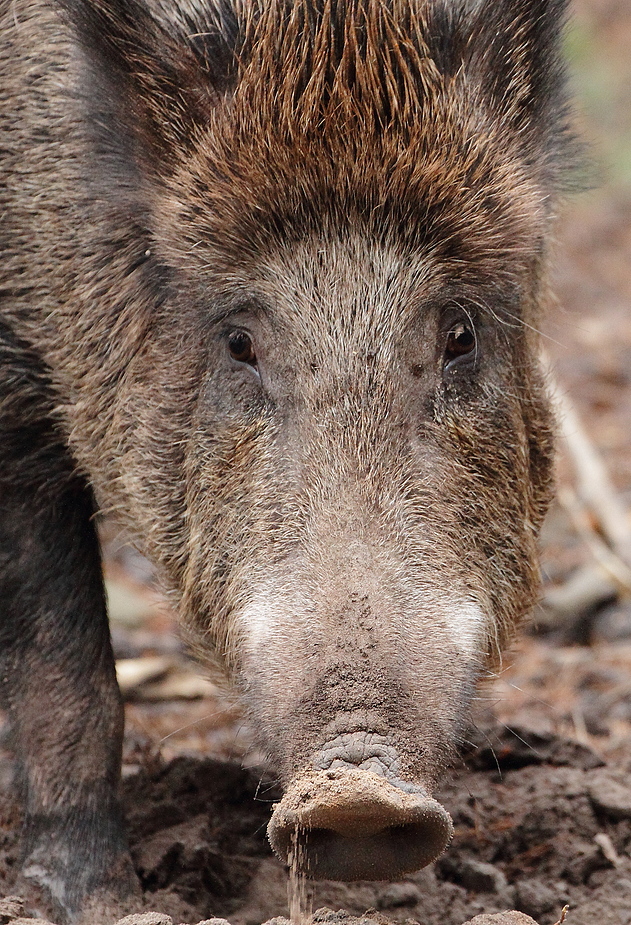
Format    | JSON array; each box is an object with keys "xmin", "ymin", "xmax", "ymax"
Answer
[{"xmin": 0, "ymin": 0, "xmax": 573, "ymax": 921}]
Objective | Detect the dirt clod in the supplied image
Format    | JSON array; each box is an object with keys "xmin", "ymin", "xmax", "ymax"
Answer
[
  {"xmin": 0, "ymin": 897, "xmax": 25, "ymax": 923},
  {"xmin": 440, "ymin": 859, "xmax": 509, "ymax": 896},
  {"xmin": 513, "ymin": 879, "xmax": 566, "ymax": 920},
  {"xmin": 374, "ymin": 884, "xmax": 421, "ymax": 909},
  {"xmin": 588, "ymin": 770, "xmax": 631, "ymax": 820},
  {"xmin": 462, "ymin": 915, "xmax": 539, "ymax": 925},
  {"xmin": 10, "ymin": 919, "xmax": 57, "ymax": 925},
  {"xmin": 114, "ymin": 915, "xmax": 174, "ymax": 925}
]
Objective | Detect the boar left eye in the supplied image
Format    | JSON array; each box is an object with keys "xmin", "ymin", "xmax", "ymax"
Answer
[
  {"xmin": 444, "ymin": 322, "xmax": 476, "ymax": 368},
  {"xmin": 228, "ymin": 330, "xmax": 258, "ymax": 368}
]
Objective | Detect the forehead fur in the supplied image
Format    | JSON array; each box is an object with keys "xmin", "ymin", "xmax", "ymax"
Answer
[
  {"xmin": 161, "ymin": 0, "xmax": 571, "ymax": 271},
  {"xmin": 62, "ymin": 0, "xmax": 573, "ymax": 271}
]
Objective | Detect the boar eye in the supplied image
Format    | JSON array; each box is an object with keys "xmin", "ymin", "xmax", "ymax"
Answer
[
  {"xmin": 444, "ymin": 322, "xmax": 476, "ymax": 367},
  {"xmin": 227, "ymin": 330, "xmax": 257, "ymax": 367}
]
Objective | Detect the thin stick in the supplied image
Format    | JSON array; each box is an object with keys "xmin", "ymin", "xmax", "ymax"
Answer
[
  {"xmin": 558, "ymin": 485, "xmax": 631, "ymax": 595},
  {"xmin": 547, "ymin": 368, "xmax": 631, "ymax": 567},
  {"xmin": 554, "ymin": 905, "xmax": 570, "ymax": 925}
]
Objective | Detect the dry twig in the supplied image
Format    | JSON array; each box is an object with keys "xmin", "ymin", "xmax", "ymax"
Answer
[
  {"xmin": 541, "ymin": 358, "xmax": 631, "ymax": 612},
  {"xmin": 553, "ymin": 905, "xmax": 569, "ymax": 925},
  {"xmin": 548, "ymin": 369, "xmax": 631, "ymax": 570}
]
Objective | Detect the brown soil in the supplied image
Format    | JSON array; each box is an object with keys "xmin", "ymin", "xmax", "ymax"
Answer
[
  {"xmin": 0, "ymin": 720, "xmax": 628, "ymax": 925},
  {"xmin": 94, "ymin": 727, "xmax": 631, "ymax": 925}
]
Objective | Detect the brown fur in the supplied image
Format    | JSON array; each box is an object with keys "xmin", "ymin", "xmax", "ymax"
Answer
[{"xmin": 1, "ymin": 0, "xmax": 572, "ymax": 918}]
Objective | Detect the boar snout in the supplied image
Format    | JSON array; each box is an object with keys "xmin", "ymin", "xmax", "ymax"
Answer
[
  {"xmin": 312, "ymin": 731, "xmax": 406, "ymax": 778},
  {"xmin": 267, "ymin": 766, "xmax": 453, "ymax": 881}
]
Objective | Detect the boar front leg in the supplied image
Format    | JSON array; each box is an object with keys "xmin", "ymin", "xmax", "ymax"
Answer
[{"xmin": 0, "ymin": 366, "xmax": 138, "ymax": 922}]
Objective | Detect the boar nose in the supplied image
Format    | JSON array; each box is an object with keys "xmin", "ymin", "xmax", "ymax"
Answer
[{"xmin": 267, "ymin": 766, "xmax": 453, "ymax": 880}]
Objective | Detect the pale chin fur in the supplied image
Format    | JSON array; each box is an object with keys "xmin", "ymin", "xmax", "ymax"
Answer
[{"xmin": 445, "ymin": 599, "xmax": 486, "ymax": 657}]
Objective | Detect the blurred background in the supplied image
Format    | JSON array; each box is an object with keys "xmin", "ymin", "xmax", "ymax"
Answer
[{"xmin": 100, "ymin": 0, "xmax": 631, "ymax": 777}]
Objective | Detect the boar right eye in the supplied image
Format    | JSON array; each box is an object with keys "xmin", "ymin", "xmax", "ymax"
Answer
[
  {"xmin": 444, "ymin": 321, "xmax": 476, "ymax": 369},
  {"xmin": 227, "ymin": 330, "xmax": 257, "ymax": 368}
]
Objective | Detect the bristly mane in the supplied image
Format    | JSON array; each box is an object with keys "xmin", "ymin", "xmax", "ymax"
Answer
[
  {"xmin": 58, "ymin": 0, "xmax": 575, "ymax": 259},
  {"xmin": 236, "ymin": 0, "xmax": 443, "ymax": 142},
  {"xmin": 165, "ymin": 0, "xmax": 574, "ymax": 261}
]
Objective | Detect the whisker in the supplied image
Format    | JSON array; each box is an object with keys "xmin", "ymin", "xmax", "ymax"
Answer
[{"xmin": 159, "ymin": 706, "xmax": 236, "ymax": 743}]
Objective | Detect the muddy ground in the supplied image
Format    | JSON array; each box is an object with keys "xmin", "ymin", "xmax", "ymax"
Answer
[
  {"xmin": 2, "ymin": 0, "xmax": 631, "ymax": 923},
  {"xmin": 0, "ymin": 719, "xmax": 625, "ymax": 925}
]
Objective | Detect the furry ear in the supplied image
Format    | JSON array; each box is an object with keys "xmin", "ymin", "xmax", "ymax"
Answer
[
  {"xmin": 429, "ymin": 0, "xmax": 575, "ymax": 186},
  {"xmin": 54, "ymin": 0, "xmax": 240, "ymax": 165},
  {"xmin": 472, "ymin": 0, "xmax": 570, "ymax": 133}
]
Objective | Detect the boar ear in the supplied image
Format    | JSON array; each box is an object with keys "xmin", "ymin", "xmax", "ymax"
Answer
[
  {"xmin": 55, "ymin": 0, "xmax": 240, "ymax": 164},
  {"xmin": 431, "ymin": 0, "xmax": 575, "ymax": 185}
]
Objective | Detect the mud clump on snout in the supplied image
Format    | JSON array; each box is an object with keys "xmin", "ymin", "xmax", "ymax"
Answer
[{"xmin": 267, "ymin": 768, "xmax": 453, "ymax": 881}]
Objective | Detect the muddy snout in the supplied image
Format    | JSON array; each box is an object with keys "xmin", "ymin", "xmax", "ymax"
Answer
[{"xmin": 267, "ymin": 767, "xmax": 453, "ymax": 881}]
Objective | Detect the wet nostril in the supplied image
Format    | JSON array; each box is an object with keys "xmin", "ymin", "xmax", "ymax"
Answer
[
  {"xmin": 268, "ymin": 767, "xmax": 453, "ymax": 881},
  {"xmin": 286, "ymin": 818, "xmax": 450, "ymax": 880}
]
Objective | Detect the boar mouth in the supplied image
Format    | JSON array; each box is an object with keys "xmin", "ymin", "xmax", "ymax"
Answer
[{"xmin": 267, "ymin": 767, "xmax": 453, "ymax": 880}]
